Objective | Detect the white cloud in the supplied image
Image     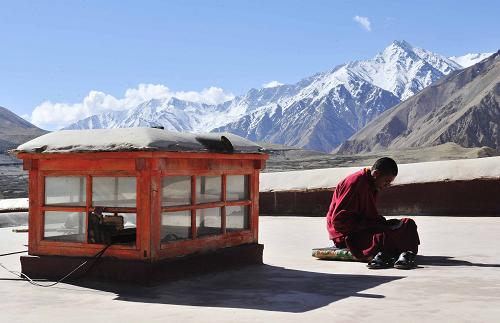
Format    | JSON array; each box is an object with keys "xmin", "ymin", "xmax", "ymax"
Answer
[
  {"xmin": 262, "ymin": 80, "xmax": 284, "ymax": 88},
  {"xmin": 30, "ymin": 84, "xmax": 234, "ymax": 130},
  {"xmin": 353, "ymin": 15, "xmax": 371, "ymax": 32},
  {"xmin": 173, "ymin": 87, "xmax": 235, "ymax": 105}
]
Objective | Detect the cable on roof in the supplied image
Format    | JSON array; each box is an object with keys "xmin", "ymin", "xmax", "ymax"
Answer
[
  {"xmin": 0, "ymin": 250, "xmax": 28, "ymax": 257},
  {"xmin": 0, "ymin": 244, "xmax": 111, "ymax": 288}
]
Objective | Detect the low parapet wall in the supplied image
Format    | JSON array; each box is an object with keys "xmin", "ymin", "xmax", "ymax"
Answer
[
  {"xmin": 2, "ymin": 158, "xmax": 499, "ymax": 218},
  {"xmin": 260, "ymin": 157, "xmax": 500, "ymax": 217},
  {"xmin": 260, "ymin": 178, "xmax": 500, "ymax": 217}
]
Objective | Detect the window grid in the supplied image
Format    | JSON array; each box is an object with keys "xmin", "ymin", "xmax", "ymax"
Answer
[
  {"xmin": 41, "ymin": 174, "xmax": 138, "ymax": 246},
  {"xmin": 161, "ymin": 174, "xmax": 251, "ymax": 244}
]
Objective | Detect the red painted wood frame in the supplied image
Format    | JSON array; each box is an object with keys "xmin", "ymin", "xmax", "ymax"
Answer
[{"xmin": 19, "ymin": 151, "xmax": 267, "ymax": 262}]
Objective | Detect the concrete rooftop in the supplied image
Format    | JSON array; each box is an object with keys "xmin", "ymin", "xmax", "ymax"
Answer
[{"xmin": 1, "ymin": 216, "xmax": 500, "ymax": 322}]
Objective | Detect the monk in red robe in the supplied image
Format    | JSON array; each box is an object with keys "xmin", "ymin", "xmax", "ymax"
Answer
[{"xmin": 326, "ymin": 157, "xmax": 420, "ymax": 269}]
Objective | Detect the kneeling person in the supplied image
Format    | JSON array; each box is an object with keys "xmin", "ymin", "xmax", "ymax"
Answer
[{"xmin": 325, "ymin": 157, "xmax": 420, "ymax": 269}]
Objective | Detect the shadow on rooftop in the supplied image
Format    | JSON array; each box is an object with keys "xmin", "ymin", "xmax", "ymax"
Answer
[
  {"xmin": 418, "ymin": 255, "xmax": 500, "ymax": 268},
  {"xmin": 71, "ymin": 265, "xmax": 404, "ymax": 313}
]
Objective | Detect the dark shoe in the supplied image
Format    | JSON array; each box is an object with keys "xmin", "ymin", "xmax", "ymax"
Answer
[
  {"xmin": 394, "ymin": 251, "xmax": 416, "ymax": 269},
  {"xmin": 367, "ymin": 252, "xmax": 395, "ymax": 269}
]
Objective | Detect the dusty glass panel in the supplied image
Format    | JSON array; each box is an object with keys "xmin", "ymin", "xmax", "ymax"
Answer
[
  {"xmin": 196, "ymin": 176, "xmax": 221, "ymax": 204},
  {"xmin": 92, "ymin": 177, "xmax": 136, "ymax": 207},
  {"xmin": 121, "ymin": 213, "xmax": 137, "ymax": 229},
  {"xmin": 196, "ymin": 207, "xmax": 221, "ymax": 237},
  {"xmin": 45, "ymin": 176, "xmax": 86, "ymax": 206},
  {"xmin": 226, "ymin": 205, "xmax": 249, "ymax": 232},
  {"xmin": 161, "ymin": 210, "xmax": 191, "ymax": 242},
  {"xmin": 226, "ymin": 175, "xmax": 249, "ymax": 201},
  {"xmin": 162, "ymin": 176, "xmax": 191, "ymax": 206},
  {"xmin": 44, "ymin": 211, "xmax": 86, "ymax": 242}
]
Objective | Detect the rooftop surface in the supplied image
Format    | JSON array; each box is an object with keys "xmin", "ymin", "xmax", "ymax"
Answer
[
  {"xmin": 1, "ymin": 216, "xmax": 500, "ymax": 322},
  {"xmin": 13, "ymin": 128, "xmax": 263, "ymax": 154}
]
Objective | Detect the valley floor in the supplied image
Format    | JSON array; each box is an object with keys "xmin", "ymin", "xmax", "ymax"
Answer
[
  {"xmin": 1, "ymin": 216, "xmax": 499, "ymax": 322},
  {"xmin": 262, "ymin": 142, "xmax": 499, "ymax": 172},
  {"xmin": 0, "ymin": 164, "xmax": 27, "ymax": 199}
]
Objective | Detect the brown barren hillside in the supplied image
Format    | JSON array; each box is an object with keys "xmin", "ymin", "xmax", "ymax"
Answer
[
  {"xmin": 0, "ymin": 106, "xmax": 47, "ymax": 153},
  {"xmin": 337, "ymin": 50, "xmax": 500, "ymax": 154}
]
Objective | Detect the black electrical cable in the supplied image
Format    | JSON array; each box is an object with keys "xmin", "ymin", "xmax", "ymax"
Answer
[
  {"xmin": 0, "ymin": 244, "xmax": 111, "ymax": 287},
  {"xmin": 0, "ymin": 250, "xmax": 28, "ymax": 257}
]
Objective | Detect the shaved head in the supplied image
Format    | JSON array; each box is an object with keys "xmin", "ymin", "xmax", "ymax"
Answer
[{"xmin": 372, "ymin": 157, "xmax": 398, "ymax": 176}]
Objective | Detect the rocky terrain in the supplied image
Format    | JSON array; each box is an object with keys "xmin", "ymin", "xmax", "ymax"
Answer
[
  {"xmin": 0, "ymin": 106, "xmax": 47, "ymax": 153},
  {"xmin": 0, "ymin": 106, "xmax": 47, "ymax": 198},
  {"xmin": 0, "ymin": 164, "xmax": 27, "ymax": 199},
  {"xmin": 261, "ymin": 142, "xmax": 498, "ymax": 172},
  {"xmin": 0, "ymin": 152, "xmax": 26, "ymax": 199},
  {"xmin": 337, "ymin": 51, "xmax": 500, "ymax": 154}
]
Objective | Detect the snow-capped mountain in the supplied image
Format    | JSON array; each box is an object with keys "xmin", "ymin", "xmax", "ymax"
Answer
[
  {"xmin": 214, "ymin": 40, "xmax": 463, "ymax": 151},
  {"xmin": 337, "ymin": 51, "xmax": 500, "ymax": 154},
  {"xmin": 342, "ymin": 40, "xmax": 461, "ymax": 101},
  {"xmin": 67, "ymin": 98, "xmax": 231, "ymax": 132},
  {"xmin": 65, "ymin": 82, "xmax": 309, "ymax": 132},
  {"xmin": 450, "ymin": 52, "xmax": 494, "ymax": 68},
  {"xmin": 65, "ymin": 40, "xmax": 471, "ymax": 152}
]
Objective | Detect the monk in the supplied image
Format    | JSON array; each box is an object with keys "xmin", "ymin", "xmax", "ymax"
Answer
[{"xmin": 326, "ymin": 157, "xmax": 420, "ymax": 269}]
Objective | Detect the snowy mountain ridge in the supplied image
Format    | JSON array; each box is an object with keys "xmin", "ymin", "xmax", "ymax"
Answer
[
  {"xmin": 64, "ymin": 41, "xmax": 487, "ymax": 152},
  {"xmin": 449, "ymin": 52, "xmax": 494, "ymax": 68}
]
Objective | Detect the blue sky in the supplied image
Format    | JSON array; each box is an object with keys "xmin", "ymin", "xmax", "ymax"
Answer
[{"xmin": 0, "ymin": 0, "xmax": 498, "ymax": 129}]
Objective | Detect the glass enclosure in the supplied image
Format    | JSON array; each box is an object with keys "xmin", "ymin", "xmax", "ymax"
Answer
[
  {"xmin": 40, "ymin": 168, "xmax": 253, "ymax": 251},
  {"xmin": 161, "ymin": 174, "xmax": 251, "ymax": 246},
  {"xmin": 43, "ymin": 176, "xmax": 137, "ymax": 246}
]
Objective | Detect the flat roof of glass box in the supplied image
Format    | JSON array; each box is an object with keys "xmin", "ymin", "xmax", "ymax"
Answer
[{"xmin": 13, "ymin": 128, "xmax": 264, "ymax": 154}]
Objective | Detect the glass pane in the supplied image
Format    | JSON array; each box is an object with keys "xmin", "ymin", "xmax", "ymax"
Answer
[
  {"xmin": 44, "ymin": 211, "xmax": 86, "ymax": 242},
  {"xmin": 162, "ymin": 176, "xmax": 191, "ymax": 206},
  {"xmin": 196, "ymin": 176, "xmax": 221, "ymax": 204},
  {"xmin": 226, "ymin": 206, "xmax": 249, "ymax": 232},
  {"xmin": 92, "ymin": 177, "xmax": 136, "ymax": 207},
  {"xmin": 226, "ymin": 175, "xmax": 249, "ymax": 201},
  {"xmin": 121, "ymin": 213, "xmax": 137, "ymax": 229},
  {"xmin": 196, "ymin": 208, "xmax": 221, "ymax": 237},
  {"xmin": 45, "ymin": 177, "xmax": 86, "ymax": 206},
  {"xmin": 161, "ymin": 210, "xmax": 191, "ymax": 242},
  {"xmin": 88, "ymin": 212, "xmax": 136, "ymax": 245}
]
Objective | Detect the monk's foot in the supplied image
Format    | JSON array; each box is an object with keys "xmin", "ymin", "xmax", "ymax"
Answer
[
  {"xmin": 367, "ymin": 252, "xmax": 395, "ymax": 269},
  {"xmin": 394, "ymin": 251, "xmax": 417, "ymax": 269}
]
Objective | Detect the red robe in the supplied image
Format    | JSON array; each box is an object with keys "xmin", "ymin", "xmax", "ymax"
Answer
[{"xmin": 326, "ymin": 168, "xmax": 420, "ymax": 261}]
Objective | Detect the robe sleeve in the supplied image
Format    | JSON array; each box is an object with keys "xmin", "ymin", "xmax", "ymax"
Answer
[
  {"xmin": 333, "ymin": 209, "xmax": 364, "ymax": 233},
  {"xmin": 332, "ymin": 178, "xmax": 386, "ymax": 234}
]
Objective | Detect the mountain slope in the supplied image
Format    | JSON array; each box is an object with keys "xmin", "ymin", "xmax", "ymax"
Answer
[
  {"xmin": 0, "ymin": 106, "xmax": 48, "ymax": 152},
  {"xmin": 64, "ymin": 79, "xmax": 312, "ymax": 132},
  {"xmin": 214, "ymin": 41, "xmax": 460, "ymax": 151},
  {"xmin": 337, "ymin": 51, "xmax": 500, "ymax": 154},
  {"xmin": 64, "ymin": 40, "xmax": 464, "ymax": 152}
]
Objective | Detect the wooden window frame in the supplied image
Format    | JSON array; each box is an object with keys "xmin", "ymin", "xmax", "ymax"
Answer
[
  {"xmin": 38, "ymin": 172, "xmax": 140, "ymax": 251},
  {"xmin": 159, "ymin": 171, "xmax": 253, "ymax": 250}
]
